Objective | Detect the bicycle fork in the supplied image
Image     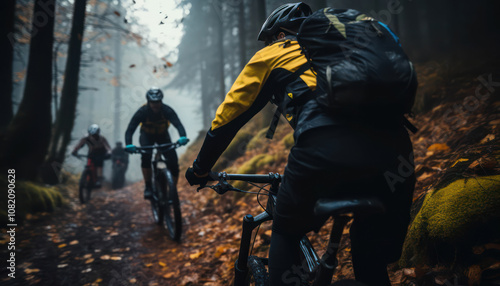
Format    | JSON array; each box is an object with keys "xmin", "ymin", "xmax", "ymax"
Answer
[{"xmin": 234, "ymin": 211, "xmax": 272, "ymax": 286}]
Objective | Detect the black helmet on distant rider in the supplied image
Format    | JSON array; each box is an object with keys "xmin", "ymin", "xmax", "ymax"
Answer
[{"xmin": 146, "ymin": 87, "xmax": 164, "ymax": 102}]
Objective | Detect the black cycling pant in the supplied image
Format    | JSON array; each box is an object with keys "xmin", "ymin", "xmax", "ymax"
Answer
[
  {"xmin": 139, "ymin": 133, "xmax": 179, "ymax": 177},
  {"xmin": 88, "ymin": 148, "xmax": 108, "ymax": 167},
  {"xmin": 268, "ymin": 124, "xmax": 415, "ymax": 286}
]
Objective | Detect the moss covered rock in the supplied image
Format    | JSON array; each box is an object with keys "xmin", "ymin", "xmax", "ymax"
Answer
[
  {"xmin": 281, "ymin": 132, "xmax": 294, "ymax": 149},
  {"xmin": 0, "ymin": 179, "xmax": 64, "ymax": 225},
  {"xmin": 247, "ymin": 128, "xmax": 268, "ymax": 151},
  {"xmin": 401, "ymin": 175, "xmax": 500, "ymax": 267}
]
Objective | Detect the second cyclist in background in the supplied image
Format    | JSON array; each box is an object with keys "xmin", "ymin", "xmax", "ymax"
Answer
[
  {"xmin": 72, "ymin": 124, "xmax": 112, "ymax": 188},
  {"xmin": 124, "ymin": 87, "xmax": 189, "ymax": 199}
]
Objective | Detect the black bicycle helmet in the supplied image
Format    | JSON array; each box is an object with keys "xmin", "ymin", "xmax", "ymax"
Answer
[
  {"xmin": 146, "ymin": 87, "xmax": 164, "ymax": 102},
  {"xmin": 257, "ymin": 2, "xmax": 312, "ymax": 42}
]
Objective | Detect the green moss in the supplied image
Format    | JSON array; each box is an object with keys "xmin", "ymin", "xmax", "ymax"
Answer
[
  {"xmin": 281, "ymin": 132, "xmax": 294, "ymax": 149},
  {"xmin": 247, "ymin": 128, "xmax": 269, "ymax": 150},
  {"xmin": 401, "ymin": 175, "xmax": 500, "ymax": 267},
  {"xmin": 0, "ymin": 179, "xmax": 64, "ymax": 225},
  {"xmin": 236, "ymin": 154, "xmax": 275, "ymax": 175},
  {"xmin": 221, "ymin": 131, "xmax": 254, "ymax": 161},
  {"xmin": 232, "ymin": 154, "xmax": 276, "ymax": 190}
]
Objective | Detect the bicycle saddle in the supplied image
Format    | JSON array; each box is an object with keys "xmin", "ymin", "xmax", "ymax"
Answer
[{"xmin": 314, "ymin": 196, "xmax": 386, "ymax": 217}]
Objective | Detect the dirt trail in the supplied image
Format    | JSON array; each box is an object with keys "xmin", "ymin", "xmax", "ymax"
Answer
[{"xmin": 0, "ymin": 180, "xmax": 220, "ymax": 286}]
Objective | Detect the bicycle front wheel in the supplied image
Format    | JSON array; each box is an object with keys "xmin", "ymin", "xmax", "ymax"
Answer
[
  {"xmin": 245, "ymin": 256, "xmax": 269, "ymax": 286},
  {"xmin": 158, "ymin": 169, "xmax": 182, "ymax": 241},
  {"xmin": 79, "ymin": 170, "xmax": 92, "ymax": 204}
]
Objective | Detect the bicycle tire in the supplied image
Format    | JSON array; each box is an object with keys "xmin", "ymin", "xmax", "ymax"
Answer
[
  {"xmin": 152, "ymin": 172, "xmax": 165, "ymax": 225},
  {"xmin": 79, "ymin": 170, "xmax": 91, "ymax": 204},
  {"xmin": 159, "ymin": 169, "xmax": 182, "ymax": 241},
  {"xmin": 245, "ymin": 256, "xmax": 269, "ymax": 286}
]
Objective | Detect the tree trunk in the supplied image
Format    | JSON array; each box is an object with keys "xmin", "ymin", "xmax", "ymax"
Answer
[
  {"xmin": 0, "ymin": 0, "xmax": 56, "ymax": 180},
  {"xmin": 238, "ymin": 0, "xmax": 247, "ymax": 71},
  {"xmin": 0, "ymin": 0, "xmax": 16, "ymax": 132},
  {"xmin": 44, "ymin": 0, "xmax": 88, "ymax": 184},
  {"xmin": 216, "ymin": 8, "xmax": 225, "ymax": 101},
  {"xmin": 113, "ymin": 0, "xmax": 122, "ymax": 144}
]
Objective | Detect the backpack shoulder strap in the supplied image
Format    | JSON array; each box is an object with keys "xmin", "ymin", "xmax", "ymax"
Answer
[{"xmin": 265, "ymin": 62, "xmax": 312, "ymax": 140}]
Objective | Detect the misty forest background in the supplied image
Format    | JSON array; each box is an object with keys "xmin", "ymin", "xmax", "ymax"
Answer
[{"xmin": 1, "ymin": 0, "xmax": 499, "ymax": 183}]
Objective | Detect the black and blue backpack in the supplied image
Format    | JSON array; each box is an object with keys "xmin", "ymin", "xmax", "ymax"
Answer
[{"xmin": 267, "ymin": 8, "xmax": 418, "ymax": 139}]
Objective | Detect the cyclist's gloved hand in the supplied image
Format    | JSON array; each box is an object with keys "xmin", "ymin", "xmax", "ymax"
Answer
[
  {"xmin": 185, "ymin": 167, "xmax": 209, "ymax": 186},
  {"xmin": 125, "ymin": 144, "xmax": 136, "ymax": 153},
  {"xmin": 177, "ymin": 136, "xmax": 189, "ymax": 146}
]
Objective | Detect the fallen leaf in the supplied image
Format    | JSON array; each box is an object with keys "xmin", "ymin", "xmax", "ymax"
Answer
[
  {"xmin": 480, "ymin": 134, "xmax": 495, "ymax": 144},
  {"xmin": 83, "ymin": 254, "xmax": 92, "ymax": 259},
  {"xmin": 427, "ymin": 143, "xmax": 450, "ymax": 152},
  {"xmin": 100, "ymin": 255, "xmax": 110, "ymax": 260},
  {"xmin": 451, "ymin": 158, "xmax": 469, "ymax": 167},
  {"xmin": 159, "ymin": 261, "xmax": 166, "ymax": 267},
  {"xmin": 163, "ymin": 272, "xmax": 175, "ymax": 278},
  {"xmin": 25, "ymin": 268, "xmax": 40, "ymax": 274},
  {"xmin": 85, "ymin": 258, "xmax": 94, "ymax": 264},
  {"xmin": 69, "ymin": 240, "xmax": 79, "ymax": 245},
  {"xmin": 57, "ymin": 264, "xmax": 68, "ymax": 268},
  {"xmin": 110, "ymin": 256, "xmax": 122, "ymax": 261},
  {"xmin": 58, "ymin": 243, "xmax": 67, "ymax": 248},
  {"xmin": 129, "ymin": 278, "xmax": 137, "ymax": 283},
  {"xmin": 189, "ymin": 250, "xmax": 204, "ymax": 260}
]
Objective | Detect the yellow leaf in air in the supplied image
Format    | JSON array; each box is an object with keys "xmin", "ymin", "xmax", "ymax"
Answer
[{"xmin": 189, "ymin": 250, "xmax": 204, "ymax": 260}]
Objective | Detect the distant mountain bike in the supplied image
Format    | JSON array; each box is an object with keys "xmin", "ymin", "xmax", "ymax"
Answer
[
  {"xmin": 74, "ymin": 154, "xmax": 97, "ymax": 204},
  {"xmin": 128, "ymin": 143, "xmax": 183, "ymax": 241},
  {"xmin": 200, "ymin": 172, "xmax": 380, "ymax": 286}
]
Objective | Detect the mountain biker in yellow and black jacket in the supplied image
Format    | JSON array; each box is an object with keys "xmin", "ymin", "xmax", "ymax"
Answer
[
  {"xmin": 186, "ymin": 3, "xmax": 415, "ymax": 286},
  {"xmin": 125, "ymin": 87, "xmax": 188, "ymax": 199}
]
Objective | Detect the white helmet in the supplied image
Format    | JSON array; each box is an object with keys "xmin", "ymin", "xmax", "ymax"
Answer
[{"xmin": 88, "ymin": 124, "xmax": 100, "ymax": 136}]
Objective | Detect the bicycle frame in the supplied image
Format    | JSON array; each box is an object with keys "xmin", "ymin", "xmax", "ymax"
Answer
[
  {"xmin": 85, "ymin": 158, "xmax": 97, "ymax": 185},
  {"xmin": 208, "ymin": 172, "xmax": 347, "ymax": 286}
]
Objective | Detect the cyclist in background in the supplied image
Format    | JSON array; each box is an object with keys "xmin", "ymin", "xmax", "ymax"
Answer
[
  {"xmin": 72, "ymin": 124, "xmax": 112, "ymax": 188},
  {"xmin": 111, "ymin": 141, "xmax": 129, "ymax": 171},
  {"xmin": 186, "ymin": 3, "xmax": 416, "ymax": 285},
  {"xmin": 124, "ymin": 87, "xmax": 189, "ymax": 199}
]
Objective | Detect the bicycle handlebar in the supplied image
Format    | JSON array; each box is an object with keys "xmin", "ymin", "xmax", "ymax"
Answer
[
  {"xmin": 200, "ymin": 171, "xmax": 282, "ymax": 195},
  {"xmin": 126, "ymin": 142, "xmax": 180, "ymax": 154}
]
